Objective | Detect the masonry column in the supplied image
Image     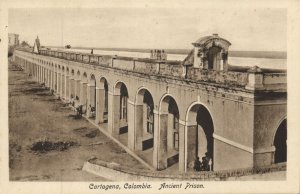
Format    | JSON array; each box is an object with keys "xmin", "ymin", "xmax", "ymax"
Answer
[
  {"xmin": 178, "ymin": 120, "xmax": 187, "ymax": 172},
  {"xmin": 95, "ymin": 86, "xmax": 105, "ymax": 124},
  {"xmin": 69, "ymin": 77, "xmax": 75, "ymax": 99},
  {"xmin": 41, "ymin": 67, "xmax": 44, "ymax": 83},
  {"xmin": 35, "ymin": 64, "xmax": 38, "ymax": 81},
  {"xmin": 44, "ymin": 68, "xmax": 47, "ymax": 87},
  {"xmin": 47, "ymin": 69, "xmax": 51, "ymax": 88},
  {"xmin": 42, "ymin": 67, "xmax": 45, "ymax": 84},
  {"xmin": 65, "ymin": 74, "xmax": 70, "ymax": 100},
  {"xmin": 37, "ymin": 66, "xmax": 40, "ymax": 83},
  {"xmin": 39, "ymin": 66, "xmax": 42, "ymax": 83},
  {"xmin": 185, "ymin": 122, "xmax": 198, "ymax": 172},
  {"xmin": 153, "ymin": 110, "xmax": 168, "ymax": 170},
  {"xmin": 80, "ymin": 81, "xmax": 88, "ymax": 113},
  {"xmin": 37, "ymin": 65, "xmax": 39, "ymax": 82},
  {"xmin": 107, "ymin": 91, "xmax": 120, "ymax": 137},
  {"xmin": 74, "ymin": 78, "xmax": 81, "ymax": 99},
  {"xmin": 86, "ymin": 84, "xmax": 96, "ymax": 118},
  {"xmin": 45, "ymin": 69, "xmax": 48, "ymax": 87},
  {"xmin": 57, "ymin": 72, "xmax": 61, "ymax": 96},
  {"xmin": 50, "ymin": 70, "xmax": 54, "ymax": 90},
  {"xmin": 61, "ymin": 74, "xmax": 65, "ymax": 99},
  {"xmin": 127, "ymin": 99, "xmax": 138, "ymax": 150},
  {"xmin": 132, "ymin": 102, "xmax": 144, "ymax": 151}
]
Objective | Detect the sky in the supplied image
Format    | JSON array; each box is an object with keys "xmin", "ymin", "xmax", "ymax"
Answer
[{"xmin": 8, "ymin": 7, "xmax": 287, "ymax": 51}]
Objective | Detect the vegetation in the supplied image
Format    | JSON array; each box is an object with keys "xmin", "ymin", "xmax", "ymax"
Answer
[{"xmin": 20, "ymin": 41, "xmax": 30, "ymax": 47}]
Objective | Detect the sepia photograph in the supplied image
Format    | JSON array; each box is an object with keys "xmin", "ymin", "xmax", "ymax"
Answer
[{"xmin": 1, "ymin": 0, "xmax": 299, "ymax": 193}]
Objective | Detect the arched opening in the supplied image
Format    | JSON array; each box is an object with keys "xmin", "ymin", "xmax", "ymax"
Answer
[
  {"xmin": 134, "ymin": 88, "xmax": 155, "ymax": 166},
  {"xmin": 119, "ymin": 83, "xmax": 128, "ymax": 133},
  {"xmin": 113, "ymin": 82, "xmax": 129, "ymax": 145},
  {"xmin": 135, "ymin": 89, "xmax": 154, "ymax": 151},
  {"xmin": 186, "ymin": 104, "xmax": 214, "ymax": 171},
  {"xmin": 274, "ymin": 119, "xmax": 287, "ymax": 163},
  {"xmin": 87, "ymin": 74, "xmax": 97, "ymax": 119},
  {"xmin": 61, "ymin": 67, "xmax": 65, "ymax": 98},
  {"xmin": 159, "ymin": 95, "xmax": 180, "ymax": 169},
  {"xmin": 54, "ymin": 69, "xmax": 58, "ymax": 92},
  {"xmin": 65, "ymin": 68, "xmax": 70, "ymax": 99},
  {"xmin": 97, "ymin": 77, "xmax": 109, "ymax": 124},
  {"xmin": 207, "ymin": 46, "xmax": 222, "ymax": 70},
  {"xmin": 81, "ymin": 72, "xmax": 88, "ymax": 113},
  {"xmin": 104, "ymin": 80, "xmax": 108, "ymax": 120},
  {"xmin": 75, "ymin": 71, "xmax": 81, "ymax": 104},
  {"xmin": 70, "ymin": 69, "xmax": 75, "ymax": 99}
]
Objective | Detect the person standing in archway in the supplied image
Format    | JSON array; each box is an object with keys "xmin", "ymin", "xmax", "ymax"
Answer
[{"xmin": 194, "ymin": 156, "xmax": 201, "ymax": 172}]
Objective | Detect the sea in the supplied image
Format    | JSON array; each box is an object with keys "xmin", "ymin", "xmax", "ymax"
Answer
[{"xmin": 53, "ymin": 48, "xmax": 286, "ymax": 70}]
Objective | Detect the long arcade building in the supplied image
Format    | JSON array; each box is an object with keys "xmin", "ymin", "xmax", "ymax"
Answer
[{"xmin": 13, "ymin": 34, "xmax": 287, "ymax": 172}]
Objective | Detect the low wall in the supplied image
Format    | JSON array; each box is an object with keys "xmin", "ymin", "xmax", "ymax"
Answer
[
  {"xmin": 83, "ymin": 159, "xmax": 286, "ymax": 181},
  {"xmin": 186, "ymin": 67, "xmax": 249, "ymax": 87},
  {"xmin": 16, "ymin": 49, "xmax": 287, "ymax": 91}
]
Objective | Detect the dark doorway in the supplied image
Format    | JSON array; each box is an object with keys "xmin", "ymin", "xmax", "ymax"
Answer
[
  {"xmin": 207, "ymin": 46, "xmax": 222, "ymax": 69},
  {"xmin": 274, "ymin": 119, "xmax": 287, "ymax": 163}
]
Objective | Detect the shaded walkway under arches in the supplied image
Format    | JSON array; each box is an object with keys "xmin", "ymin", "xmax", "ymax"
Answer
[{"xmin": 186, "ymin": 103, "xmax": 214, "ymax": 172}]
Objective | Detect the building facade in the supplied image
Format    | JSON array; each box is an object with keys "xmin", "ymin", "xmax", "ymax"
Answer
[
  {"xmin": 8, "ymin": 33, "xmax": 19, "ymax": 46},
  {"xmin": 13, "ymin": 34, "xmax": 287, "ymax": 172}
]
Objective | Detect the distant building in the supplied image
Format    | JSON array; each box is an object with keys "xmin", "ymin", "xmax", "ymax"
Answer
[{"xmin": 8, "ymin": 33, "xmax": 19, "ymax": 46}]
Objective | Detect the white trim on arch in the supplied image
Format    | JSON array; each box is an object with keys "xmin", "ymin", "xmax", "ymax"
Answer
[
  {"xmin": 134, "ymin": 86, "xmax": 154, "ymax": 106},
  {"xmin": 158, "ymin": 93, "xmax": 180, "ymax": 113},
  {"xmin": 272, "ymin": 116, "xmax": 287, "ymax": 146},
  {"xmin": 183, "ymin": 101, "xmax": 215, "ymax": 172}
]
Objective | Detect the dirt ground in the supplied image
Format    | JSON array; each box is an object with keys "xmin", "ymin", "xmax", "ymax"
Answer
[{"xmin": 8, "ymin": 62, "xmax": 146, "ymax": 181}]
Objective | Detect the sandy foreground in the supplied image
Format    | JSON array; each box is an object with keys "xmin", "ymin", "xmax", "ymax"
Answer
[{"xmin": 8, "ymin": 61, "xmax": 146, "ymax": 181}]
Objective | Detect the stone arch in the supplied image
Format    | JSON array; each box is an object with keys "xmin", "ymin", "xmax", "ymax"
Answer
[
  {"xmin": 78, "ymin": 72, "xmax": 89, "ymax": 113},
  {"xmin": 84, "ymin": 74, "xmax": 97, "ymax": 119},
  {"xmin": 74, "ymin": 70, "xmax": 81, "ymax": 100},
  {"xmin": 111, "ymin": 81, "xmax": 129, "ymax": 143},
  {"xmin": 273, "ymin": 118, "xmax": 287, "ymax": 164},
  {"xmin": 185, "ymin": 102, "xmax": 214, "ymax": 172},
  {"xmin": 135, "ymin": 87, "xmax": 153, "ymax": 105},
  {"xmin": 135, "ymin": 87, "xmax": 155, "ymax": 152},
  {"xmin": 96, "ymin": 76, "xmax": 109, "ymax": 124},
  {"xmin": 99, "ymin": 76, "xmax": 108, "ymax": 88},
  {"xmin": 69, "ymin": 69, "xmax": 76, "ymax": 99},
  {"xmin": 115, "ymin": 81, "xmax": 129, "ymax": 119},
  {"xmin": 157, "ymin": 95, "xmax": 180, "ymax": 169},
  {"xmin": 114, "ymin": 81, "xmax": 129, "ymax": 97}
]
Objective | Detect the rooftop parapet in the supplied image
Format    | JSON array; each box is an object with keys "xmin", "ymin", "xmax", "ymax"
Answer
[{"xmin": 16, "ymin": 46, "xmax": 286, "ymax": 92}]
